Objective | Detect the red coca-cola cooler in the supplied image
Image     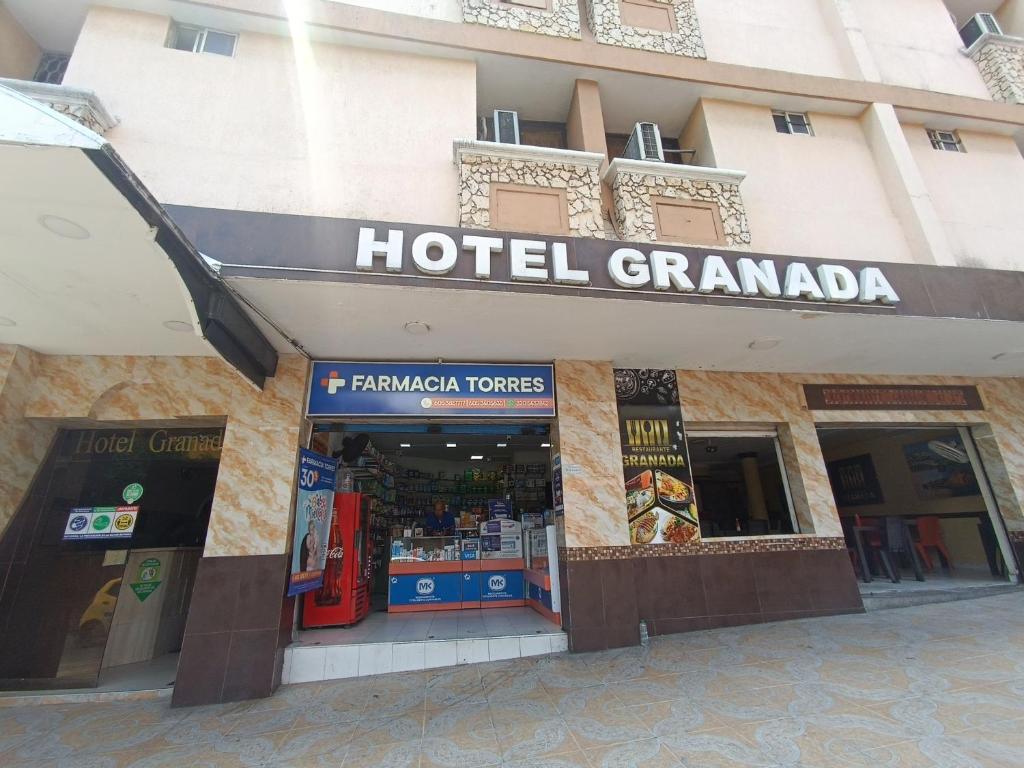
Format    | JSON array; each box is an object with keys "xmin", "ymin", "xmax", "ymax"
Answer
[{"xmin": 302, "ymin": 492, "xmax": 372, "ymax": 627}]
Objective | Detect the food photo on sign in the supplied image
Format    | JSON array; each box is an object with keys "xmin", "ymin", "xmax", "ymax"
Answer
[{"xmin": 614, "ymin": 369, "xmax": 700, "ymax": 545}]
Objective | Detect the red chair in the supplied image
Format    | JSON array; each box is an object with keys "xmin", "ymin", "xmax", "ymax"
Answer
[
  {"xmin": 855, "ymin": 515, "xmax": 897, "ymax": 582},
  {"xmin": 914, "ymin": 516, "xmax": 953, "ymax": 571}
]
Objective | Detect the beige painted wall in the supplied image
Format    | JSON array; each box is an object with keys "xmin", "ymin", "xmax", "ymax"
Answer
[
  {"xmin": 325, "ymin": 0, "xmax": 462, "ymax": 22},
  {"xmin": 997, "ymin": 0, "xmax": 1024, "ymax": 36},
  {"xmin": 63, "ymin": 7, "xmax": 477, "ymax": 225},
  {"xmin": 905, "ymin": 123, "xmax": 1024, "ymax": 271},
  {"xmin": 679, "ymin": 100, "xmax": 716, "ymax": 168},
  {"xmin": 702, "ymin": 99, "xmax": 914, "ymax": 263},
  {"xmin": 821, "ymin": 427, "xmax": 991, "ymax": 567},
  {"xmin": 0, "ymin": 2, "xmax": 40, "ymax": 80},
  {"xmin": 694, "ymin": 0, "xmax": 853, "ymax": 78},
  {"xmin": 854, "ymin": 0, "xmax": 992, "ymax": 99}
]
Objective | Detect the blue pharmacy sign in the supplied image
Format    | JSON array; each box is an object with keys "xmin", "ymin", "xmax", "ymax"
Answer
[{"xmin": 307, "ymin": 362, "xmax": 556, "ymax": 418}]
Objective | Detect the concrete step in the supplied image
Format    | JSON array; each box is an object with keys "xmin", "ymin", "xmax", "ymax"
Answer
[{"xmin": 862, "ymin": 584, "xmax": 1021, "ymax": 611}]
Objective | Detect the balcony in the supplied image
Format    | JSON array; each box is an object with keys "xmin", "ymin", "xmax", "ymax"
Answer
[
  {"xmin": 0, "ymin": 78, "xmax": 116, "ymax": 134},
  {"xmin": 964, "ymin": 33, "xmax": 1024, "ymax": 103},
  {"xmin": 585, "ymin": 0, "xmax": 705, "ymax": 58},
  {"xmin": 603, "ymin": 158, "xmax": 750, "ymax": 248},
  {"xmin": 462, "ymin": 0, "xmax": 582, "ymax": 39},
  {"xmin": 453, "ymin": 139, "xmax": 607, "ymax": 238}
]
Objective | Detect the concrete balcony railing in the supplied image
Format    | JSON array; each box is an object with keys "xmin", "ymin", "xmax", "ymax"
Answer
[
  {"xmin": 461, "ymin": 0, "xmax": 582, "ymax": 39},
  {"xmin": 585, "ymin": 0, "xmax": 706, "ymax": 58},
  {"xmin": 964, "ymin": 33, "xmax": 1024, "ymax": 104},
  {"xmin": 603, "ymin": 157, "xmax": 750, "ymax": 248},
  {"xmin": 0, "ymin": 78, "xmax": 117, "ymax": 134},
  {"xmin": 454, "ymin": 139, "xmax": 607, "ymax": 238}
]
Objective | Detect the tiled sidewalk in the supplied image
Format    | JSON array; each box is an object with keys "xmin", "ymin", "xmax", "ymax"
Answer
[{"xmin": 2, "ymin": 592, "xmax": 1023, "ymax": 767}]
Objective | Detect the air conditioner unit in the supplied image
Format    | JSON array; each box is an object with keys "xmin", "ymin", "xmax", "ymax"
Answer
[
  {"xmin": 493, "ymin": 110, "xmax": 520, "ymax": 144},
  {"xmin": 624, "ymin": 122, "xmax": 664, "ymax": 163},
  {"xmin": 959, "ymin": 12, "xmax": 1002, "ymax": 48}
]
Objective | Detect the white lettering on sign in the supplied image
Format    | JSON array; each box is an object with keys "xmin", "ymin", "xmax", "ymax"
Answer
[
  {"xmin": 340, "ymin": 374, "xmax": 547, "ymax": 394},
  {"xmin": 352, "ymin": 227, "xmax": 901, "ymax": 305}
]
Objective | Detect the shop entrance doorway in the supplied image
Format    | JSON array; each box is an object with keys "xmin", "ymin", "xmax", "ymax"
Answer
[
  {"xmin": 0, "ymin": 426, "xmax": 222, "ymax": 693},
  {"xmin": 286, "ymin": 423, "xmax": 567, "ymax": 683},
  {"xmin": 817, "ymin": 425, "xmax": 1020, "ymax": 606}
]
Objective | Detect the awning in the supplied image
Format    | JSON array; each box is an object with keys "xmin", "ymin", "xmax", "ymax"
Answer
[{"xmin": 0, "ymin": 84, "xmax": 277, "ymax": 388}]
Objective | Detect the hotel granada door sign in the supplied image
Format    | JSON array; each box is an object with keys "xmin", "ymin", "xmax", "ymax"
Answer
[
  {"xmin": 615, "ymin": 369, "xmax": 700, "ymax": 547},
  {"xmin": 354, "ymin": 226, "xmax": 901, "ymax": 305},
  {"xmin": 307, "ymin": 362, "xmax": 556, "ymax": 418}
]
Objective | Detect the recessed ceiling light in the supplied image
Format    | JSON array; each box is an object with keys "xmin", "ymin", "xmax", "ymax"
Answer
[
  {"xmin": 992, "ymin": 350, "xmax": 1024, "ymax": 361},
  {"xmin": 471, "ymin": 455, "xmax": 484, "ymax": 460},
  {"xmin": 162, "ymin": 320, "xmax": 193, "ymax": 333},
  {"xmin": 748, "ymin": 337, "xmax": 782, "ymax": 351},
  {"xmin": 38, "ymin": 214, "xmax": 90, "ymax": 240},
  {"xmin": 541, "ymin": 443, "xmax": 551, "ymax": 448},
  {"xmin": 399, "ymin": 443, "xmax": 411, "ymax": 448},
  {"xmin": 0, "ymin": 316, "xmax": 16, "ymax": 327},
  {"xmin": 496, "ymin": 443, "xmax": 508, "ymax": 448},
  {"xmin": 404, "ymin": 321, "xmax": 431, "ymax": 336},
  {"xmin": 446, "ymin": 443, "xmax": 457, "ymax": 448}
]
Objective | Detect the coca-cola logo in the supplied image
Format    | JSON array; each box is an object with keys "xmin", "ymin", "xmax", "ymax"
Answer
[{"xmin": 326, "ymin": 546, "xmax": 344, "ymax": 560}]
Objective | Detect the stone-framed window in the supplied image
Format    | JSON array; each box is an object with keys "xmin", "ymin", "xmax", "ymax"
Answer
[
  {"xmin": 605, "ymin": 158, "xmax": 750, "ymax": 248},
  {"xmin": 455, "ymin": 140, "xmax": 606, "ymax": 238},
  {"xmin": 462, "ymin": 0, "xmax": 582, "ymax": 39},
  {"xmin": 585, "ymin": 0, "xmax": 705, "ymax": 58}
]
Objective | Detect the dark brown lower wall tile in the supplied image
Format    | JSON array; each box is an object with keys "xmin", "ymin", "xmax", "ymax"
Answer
[
  {"xmin": 707, "ymin": 613, "xmax": 764, "ymax": 630},
  {"xmin": 649, "ymin": 616, "xmax": 709, "ymax": 636},
  {"xmin": 171, "ymin": 632, "xmax": 231, "ymax": 708},
  {"xmin": 802, "ymin": 550, "xmax": 864, "ymax": 612},
  {"xmin": 603, "ymin": 623, "xmax": 640, "ymax": 649},
  {"xmin": 222, "ymin": 629, "xmax": 279, "ymax": 703},
  {"xmin": 568, "ymin": 627, "xmax": 608, "ymax": 653},
  {"xmin": 701, "ymin": 554, "xmax": 759, "ymax": 617}
]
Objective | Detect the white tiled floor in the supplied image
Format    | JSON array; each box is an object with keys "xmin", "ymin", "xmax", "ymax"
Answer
[{"xmin": 284, "ymin": 607, "xmax": 566, "ymax": 683}]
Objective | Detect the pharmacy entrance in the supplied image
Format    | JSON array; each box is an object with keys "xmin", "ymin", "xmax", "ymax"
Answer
[{"xmin": 283, "ymin": 363, "xmax": 567, "ymax": 684}]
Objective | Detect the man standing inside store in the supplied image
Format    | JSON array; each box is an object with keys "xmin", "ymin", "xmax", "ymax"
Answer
[{"xmin": 424, "ymin": 500, "xmax": 456, "ymax": 535}]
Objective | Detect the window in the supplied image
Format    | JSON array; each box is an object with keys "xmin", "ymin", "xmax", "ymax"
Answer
[
  {"xmin": 927, "ymin": 129, "xmax": 965, "ymax": 153},
  {"xmin": 772, "ymin": 111, "xmax": 813, "ymax": 136},
  {"xmin": 33, "ymin": 53, "xmax": 69, "ymax": 85},
  {"xmin": 168, "ymin": 22, "xmax": 237, "ymax": 57},
  {"xmin": 686, "ymin": 430, "xmax": 799, "ymax": 538}
]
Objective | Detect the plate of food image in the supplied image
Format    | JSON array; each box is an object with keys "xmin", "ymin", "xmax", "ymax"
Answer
[
  {"xmin": 630, "ymin": 509, "xmax": 659, "ymax": 545},
  {"xmin": 661, "ymin": 514, "xmax": 699, "ymax": 545}
]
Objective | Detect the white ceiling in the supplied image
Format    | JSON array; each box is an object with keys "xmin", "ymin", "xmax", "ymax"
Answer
[
  {"xmin": 0, "ymin": 143, "xmax": 213, "ymax": 356},
  {"xmin": 223, "ymin": 277, "xmax": 1024, "ymax": 377}
]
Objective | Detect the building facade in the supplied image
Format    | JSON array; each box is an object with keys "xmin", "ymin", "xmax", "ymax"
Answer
[{"xmin": 1, "ymin": 0, "xmax": 1024, "ymax": 707}]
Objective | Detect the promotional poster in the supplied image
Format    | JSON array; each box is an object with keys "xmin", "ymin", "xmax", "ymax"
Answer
[
  {"xmin": 614, "ymin": 369, "xmax": 700, "ymax": 545},
  {"xmin": 288, "ymin": 449, "xmax": 337, "ymax": 596}
]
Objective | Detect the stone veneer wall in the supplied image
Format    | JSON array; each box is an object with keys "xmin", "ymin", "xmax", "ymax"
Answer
[
  {"xmin": 586, "ymin": 0, "xmax": 705, "ymax": 58},
  {"xmin": 20, "ymin": 354, "xmax": 308, "ymax": 557},
  {"xmin": 462, "ymin": 0, "xmax": 581, "ymax": 39},
  {"xmin": 611, "ymin": 171, "xmax": 752, "ymax": 248},
  {"xmin": 458, "ymin": 151, "xmax": 606, "ymax": 238},
  {"xmin": 970, "ymin": 40, "xmax": 1024, "ymax": 104}
]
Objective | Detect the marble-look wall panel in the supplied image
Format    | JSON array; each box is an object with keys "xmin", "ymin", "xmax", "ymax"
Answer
[
  {"xmin": 0, "ymin": 346, "xmax": 58, "ymax": 538},
  {"xmin": 676, "ymin": 371, "xmax": 842, "ymax": 537},
  {"xmin": 554, "ymin": 360, "xmax": 630, "ymax": 548},
  {"xmin": 19, "ymin": 353, "xmax": 309, "ymax": 557}
]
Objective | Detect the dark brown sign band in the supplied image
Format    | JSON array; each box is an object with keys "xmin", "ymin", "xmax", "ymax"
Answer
[{"xmin": 803, "ymin": 384, "xmax": 983, "ymax": 411}]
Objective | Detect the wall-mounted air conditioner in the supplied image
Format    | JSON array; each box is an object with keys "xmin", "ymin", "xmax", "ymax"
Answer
[
  {"xmin": 493, "ymin": 110, "xmax": 521, "ymax": 144},
  {"xmin": 959, "ymin": 12, "xmax": 1002, "ymax": 48},
  {"xmin": 624, "ymin": 122, "xmax": 664, "ymax": 163}
]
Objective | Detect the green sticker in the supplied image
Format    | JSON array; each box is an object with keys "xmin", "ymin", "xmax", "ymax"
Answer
[
  {"xmin": 138, "ymin": 557, "xmax": 161, "ymax": 583},
  {"xmin": 130, "ymin": 581, "xmax": 161, "ymax": 602},
  {"xmin": 92, "ymin": 514, "xmax": 111, "ymax": 530},
  {"xmin": 122, "ymin": 483, "xmax": 144, "ymax": 504}
]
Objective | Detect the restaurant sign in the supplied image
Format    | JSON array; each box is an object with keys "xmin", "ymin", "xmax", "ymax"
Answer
[
  {"xmin": 804, "ymin": 385, "xmax": 983, "ymax": 411},
  {"xmin": 307, "ymin": 362, "xmax": 556, "ymax": 418},
  {"xmin": 615, "ymin": 369, "xmax": 700, "ymax": 546}
]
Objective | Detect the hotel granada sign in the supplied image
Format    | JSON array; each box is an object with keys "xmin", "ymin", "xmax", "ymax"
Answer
[
  {"xmin": 355, "ymin": 226, "xmax": 901, "ymax": 306},
  {"xmin": 803, "ymin": 385, "xmax": 983, "ymax": 411},
  {"xmin": 307, "ymin": 362, "xmax": 556, "ymax": 418}
]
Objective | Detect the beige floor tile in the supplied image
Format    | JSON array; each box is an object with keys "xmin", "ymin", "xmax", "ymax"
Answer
[
  {"xmin": 418, "ymin": 735, "xmax": 501, "ymax": 768},
  {"xmin": 659, "ymin": 726, "xmax": 776, "ymax": 768},
  {"xmin": 502, "ymin": 749, "xmax": 591, "ymax": 768},
  {"xmin": 270, "ymin": 724, "xmax": 354, "ymax": 763},
  {"xmin": 342, "ymin": 741, "xmax": 422, "ymax": 768},
  {"xmin": 562, "ymin": 706, "xmax": 653, "ymax": 751},
  {"xmin": 347, "ymin": 710, "xmax": 425, "ymax": 750},
  {"xmin": 620, "ymin": 698, "xmax": 725, "ymax": 739},
  {"xmin": 493, "ymin": 715, "xmax": 579, "ymax": 762},
  {"xmin": 585, "ymin": 737, "xmax": 683, "ymax": 768}
]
